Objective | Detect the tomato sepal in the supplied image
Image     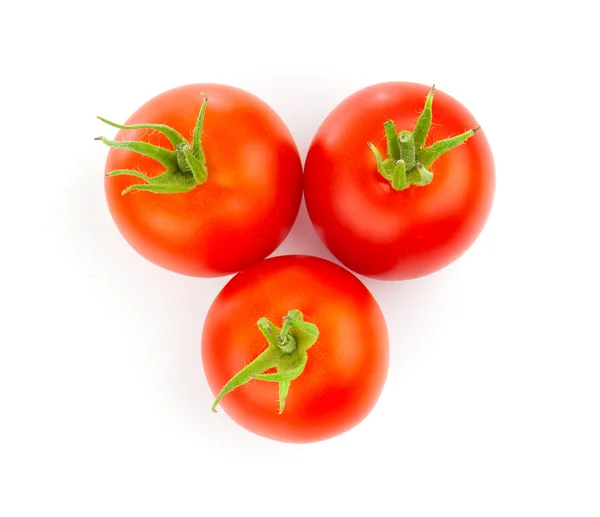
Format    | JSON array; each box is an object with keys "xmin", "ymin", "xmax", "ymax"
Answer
[
  {"xmin": 369, "ymin": 84, "xmax": 480, "ymax": 191},
  {"xmin": 96, "ymin": 116, "xmax": 188, "ymax": 149},
  {"xmin": 211, "ymin": 309, "xmax": 319, "ymax": 415},
  {"xmin": 97, "ymin": 93, "xmax": 210, "ymax": 195}
]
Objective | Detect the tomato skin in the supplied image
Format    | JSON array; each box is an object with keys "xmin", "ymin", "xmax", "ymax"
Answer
[
  {"xmin": 201, "ymin": 255, "xmax": 389, "ymax": 443},
  {"xmin": 104, "ymin": 84, "xmax": 303, "ymax": 277},
  {"xmin": 304, "ymin": 82, "xmax": 495, "ymax": 280}
]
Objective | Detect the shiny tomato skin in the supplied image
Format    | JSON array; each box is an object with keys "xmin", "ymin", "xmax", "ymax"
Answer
[
  {"xmin": 202, "ymin": 255, "xmax": 389, "ymax": 443},
  {"xmin": 304, "ymin": 82, "xmax": 495, "ymax": 280},
  {"xmin": 104, "ymin": 84, "xmax": 303, "ymax": 277}
]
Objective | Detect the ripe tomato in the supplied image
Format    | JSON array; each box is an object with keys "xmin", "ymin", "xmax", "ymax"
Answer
[
  {"xmin": 99, "ymin": 84, "xmax": 303, "ymax": 277},
  {"xmin": 202, "ymin": 255, "xmax": 389, "ymax": 443},
  {"xmin": 304, "ymin": 82, "xmax": 495, "ymax": 280}
]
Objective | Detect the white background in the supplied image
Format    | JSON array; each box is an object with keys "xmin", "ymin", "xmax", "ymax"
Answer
[{"xmin": 2, "ymin": 0, "xmax": 599, "ymax": 515}]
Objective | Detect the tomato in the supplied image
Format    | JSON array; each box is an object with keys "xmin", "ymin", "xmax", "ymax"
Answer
[
  {"xmin": 99, "ymin": 84, "xmax": 303, "ymax": 277},
  {"xmin": 202, "ymin": 255, "xmax": 389, "ymax": 443},
  {"xmin": 304, "ymin": 82, "xmax": 495, "ymax": 280}
]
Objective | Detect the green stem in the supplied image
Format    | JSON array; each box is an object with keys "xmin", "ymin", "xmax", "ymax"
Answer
[
  {"xmin": 413, "ymin": 84, "xmax": 435, "ymax": 149},
  {"xmin": 192, "ymin": 93, "xmax": 208, "ymax": 167},
  {"xmin": 369, "ymin": 142, "xmax": 393, "ymax": 181},
  {"xmin": 384, "ymin": 121, "xmax": 402, "ymax": 162},
  {"xmin": 96, "ymin": 117, "xmax": 187, "ymax": 150},
  {"xmin": 368, "ymin": 85, "xmax": 480, "ymax": 191},
  {"xmin": 278, "ymin": 382, "xmax": 291, "ymax": 415},
  {"xmin": 398, "ymin": 130, "xmax": 415, "ymax": 170},
  {"xmin": 392, "ymin": 160, "xmax": 407, "ymax": 190},
  {"xmin": 122, "ymin": 181, "xmax": 196, "ymax": 195},
  {"xmin": 211, "ymin": 348, "xmax": 278, "ymax": 412},
  {"xmin": 105, "ymin": 169, "xmax": 152, "ymax": 182},
  {"xmin": 415, "ymin": 163, "xmax": 434, "ymax": 186},
  {"xmin": 211, "ymin": 310, "xmax": 319, "ymax": 415},
  {"xmin": 418, "ymin": 127, "xmax": 480, "ymax": 168},
  {"xmin": 277, "ymin": 313, "xmax": 298, "ymax": 354},
  {"xmin": 95, "ymin": 137, "xmax": 179, "ymax": 170},
  {"xmin": 97, "ymin": 93, "xmax": 210, "ymax": 195},
  {"xmin": 181, "ymin": 145, "xmax": 208, "ymax": 184}
]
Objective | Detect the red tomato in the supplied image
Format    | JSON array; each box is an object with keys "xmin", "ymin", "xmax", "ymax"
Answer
[
  {"xmin": 202, "ymin": 255, "xmax": 389, "ymax": 443},
  {"xmin": 100, "ymin": 84, "xmax": 302, "ymax": 277},
  {"xmin": 304, "ymin": 82, "xmax": 495, "ymax": 280}
]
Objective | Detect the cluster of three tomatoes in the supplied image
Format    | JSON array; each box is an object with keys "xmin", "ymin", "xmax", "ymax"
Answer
[{"xmin": 98, "ymin": 82, "xmax": 494, "ymax": 443}]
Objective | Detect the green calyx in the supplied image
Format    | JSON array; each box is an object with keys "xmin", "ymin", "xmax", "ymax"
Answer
[
  {"xmin": 368, "ymin": 85, "xmax": 480, "ymax": 191},
  {"xmin": 212, "ymin": 310, "xmax": 319, "ymax": 415},
  {"xmin": 96, "ymin": 94, "xmax": 208, "ymax": 195}
]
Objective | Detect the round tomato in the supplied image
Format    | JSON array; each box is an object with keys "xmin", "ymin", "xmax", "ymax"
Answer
[
  {"xmin": 99, "ymin": 84, "xmax": 303, "ymax": 277},
  {"xmin": 304, "ymin": 82, "xmax": 495, "ymax": 280},
  {"xmin": 202, "ymin": 255, "xmax": 389, "ymax": 443}
]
